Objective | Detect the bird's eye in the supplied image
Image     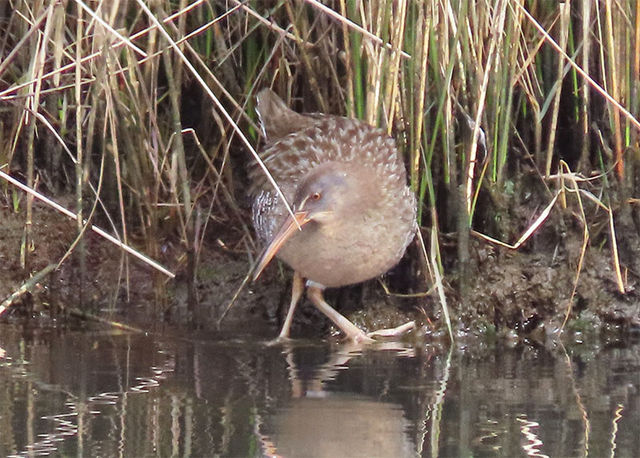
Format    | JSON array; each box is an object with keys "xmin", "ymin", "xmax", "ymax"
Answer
[{"xmin": 310, "ymin": 192, "xmax": 322, "ymax": 201}]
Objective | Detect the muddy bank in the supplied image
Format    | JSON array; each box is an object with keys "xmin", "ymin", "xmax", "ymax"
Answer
[{"xmin": 1, "ymin": 198, "xmax": 639, "ymax": 340}]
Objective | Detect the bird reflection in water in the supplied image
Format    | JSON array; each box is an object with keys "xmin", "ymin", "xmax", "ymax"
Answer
[{"xmin": 256, "ymin": 340, "xmax": 416, "ymax": 457}]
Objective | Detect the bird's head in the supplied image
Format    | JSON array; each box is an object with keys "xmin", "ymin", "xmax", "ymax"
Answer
[{"xmin": 253, "ymin": 162, "xmax": 379, "ymax": 280}]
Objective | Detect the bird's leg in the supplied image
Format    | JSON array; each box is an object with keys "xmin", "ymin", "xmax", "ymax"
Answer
[
  {"xmin": 277, "ymin": 271, "xmax": 304, "ymax": 340},
  {"xmin": 307, "ymin": 285, "xmax": 374, "ymax": 343}
]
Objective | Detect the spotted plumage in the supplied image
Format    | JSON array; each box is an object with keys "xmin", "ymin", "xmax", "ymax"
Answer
[{"xmin": 250, "ymin": 89, "xmax": 417, "ymax": 342}]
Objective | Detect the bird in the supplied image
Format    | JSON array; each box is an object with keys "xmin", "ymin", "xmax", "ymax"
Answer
[{"xmin": 250, "ymin": 89, "xmax": 417, "ymax": 342}]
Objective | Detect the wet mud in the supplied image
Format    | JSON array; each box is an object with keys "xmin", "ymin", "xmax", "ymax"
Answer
[{"xmin": 1, "ymin": 198, "xmax": 639, "ymax": 341}]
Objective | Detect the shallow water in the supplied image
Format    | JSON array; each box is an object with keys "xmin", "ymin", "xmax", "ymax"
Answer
[{"xmin": 0, "ymin": 323, "xmax": 639, "ymax": 457}]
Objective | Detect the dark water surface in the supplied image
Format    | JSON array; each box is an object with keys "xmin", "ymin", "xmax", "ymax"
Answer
[{"xmin": 1, "ymin": 323, "xmax": 639, "ymax": 457}]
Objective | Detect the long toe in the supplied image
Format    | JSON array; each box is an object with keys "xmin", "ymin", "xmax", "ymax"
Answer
[{"xmin": 366, "ymin": 321, "xmax": 416, "ymax": 339}]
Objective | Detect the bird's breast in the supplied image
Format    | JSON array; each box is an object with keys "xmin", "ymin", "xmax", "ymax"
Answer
[{"xmin": 276, "ymin": 199, "xmax": 414, "ymax": 288}]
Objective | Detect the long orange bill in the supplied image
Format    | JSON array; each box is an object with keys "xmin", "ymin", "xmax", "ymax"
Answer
[{"xmin": 253, "ymin": 211, "xmax": 310, "ymax": 281}]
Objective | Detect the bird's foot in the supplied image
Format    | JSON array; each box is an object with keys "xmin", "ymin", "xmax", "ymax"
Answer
[
  {"xmin": 366, "ymin": 321, "xmax": 416, "ymax": 339},
  {"xmin": 266, "ymin": 333, "xmax": 295, "ymax": 346},
  {"xmin": 346, "ymin": 329, "xmax": 375, "ymax": 344}
]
